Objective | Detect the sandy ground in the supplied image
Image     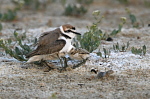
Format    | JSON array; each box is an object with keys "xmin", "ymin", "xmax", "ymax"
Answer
[{"xmin": 0, "ymin": 0, "xmax": 150, "ymax": 99}]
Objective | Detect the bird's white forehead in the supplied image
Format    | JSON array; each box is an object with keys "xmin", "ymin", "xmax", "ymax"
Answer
[{"xmin": 60, "ymin": 26, "xmax": 65, "ymax": 33}]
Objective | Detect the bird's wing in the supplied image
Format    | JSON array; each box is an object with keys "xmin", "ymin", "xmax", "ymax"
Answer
[
  {"xmin": 37, "ymin": 28, "xmax": 60, "ymax": 46},
  {"xmin": 26, "ymin": 39, "xmax": 66, "ymax": 58}
]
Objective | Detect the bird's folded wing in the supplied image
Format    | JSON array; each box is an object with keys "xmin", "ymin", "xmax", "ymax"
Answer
[
  {"xmin": 37, "ymin": 29, "xmax": 60, "ymax": 46},
  {"xmin": 26, "ymin": 39, "xmax": 66, "ymax": 58}
]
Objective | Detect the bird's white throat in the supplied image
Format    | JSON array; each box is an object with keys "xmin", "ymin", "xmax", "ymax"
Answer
[
  {"xmin": 58, "ymin": 36, "xmax": 74, "ymax": 53},
  {"xmin": 59, "ymin": 25, "xmax": 76, "ymax": 53}
]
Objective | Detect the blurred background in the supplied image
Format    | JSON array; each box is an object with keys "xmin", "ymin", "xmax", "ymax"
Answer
[{"xmin": 0, "ymin": 0, "xmax": 150, "ymax": 30}]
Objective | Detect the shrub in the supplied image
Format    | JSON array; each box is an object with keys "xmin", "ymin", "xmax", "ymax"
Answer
[
  {"xmin": 144, "ymin": 0, "xmax": 150, "ymax": 7},
  {"xmin": 0, "ymin": 9, "xmax": 17, "ymax": 21},
  {"xmin": 113, "ymin": 41, "xmax": 130, "ymax": 52},
  {"xmin": 117, "ymin": 0, "xmax": 129, "ymax": 5},
  {"xmin": 131, "ymin": 45, "xmax": 146, "ymax": 55},
  {"xmin": 0, "ymin": 23, "xmax": 2, "ymax": 31},
  {"xmin": 75, "ymin": 10, "xmax": 126, "ymax": 53},
  {"xmin": 110, "ymin": 17, "xmax": 126, "ymax": 36},
  {"xmin": 76, "ymin": 0, "xmax": 93, "ymax": 5},
  {"xmin": 0, "ymin": 30, "xmax": 37, "ymax": 61},
  {"xmin": 64, "ymin": 4, "xmax": 87, "ymax": 17},
  {"xmin": 75, "ymin": 10, "xmax": 103, "ymax": 52},
  {"xmin": 12, "ymin": 0, "xmax": 50, "ymax": 10},
  {"xmin": 97, "ymin": 48, "xmax": 110, "ymax": 58},
  {"xmin": 126, "ymin": 8, "xmax": 139, "ymax": 28}
]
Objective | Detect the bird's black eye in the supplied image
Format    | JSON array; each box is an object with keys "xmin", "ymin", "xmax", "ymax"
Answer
[
  {"xmin": 72, "ymin": 27, "xmax": 75, "ymax": 30},
  {"xmin": 65, "ymin": 30, "xmax": 71, "ymax": 32}
]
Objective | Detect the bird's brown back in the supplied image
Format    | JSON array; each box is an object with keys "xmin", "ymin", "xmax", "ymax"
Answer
[
  {"xmin": 38, "ymin": 28, "xmax": 61, "ymax": 46},
  {"xmin": 26, "ymin": 28, "xmax": 63, "ymax": 58}
]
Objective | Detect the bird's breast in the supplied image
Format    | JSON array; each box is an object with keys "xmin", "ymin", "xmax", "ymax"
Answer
[{"xmin": 59, "ymin": 40, "xmax": 73, "ymax": 53}]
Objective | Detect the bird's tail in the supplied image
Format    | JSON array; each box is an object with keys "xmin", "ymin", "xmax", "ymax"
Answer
[{"xmin": 25, "ymin": 50, "xmax": 37, "ymax": 58}]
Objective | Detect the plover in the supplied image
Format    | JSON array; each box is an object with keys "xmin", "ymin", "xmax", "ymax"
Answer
[
  {"xmin": 26, "ymin": 24, "xmax": 81, "ymax": 63},
  {"xmin": 68, "ymin": 48, "xmax": 90, "ymax": 60}
]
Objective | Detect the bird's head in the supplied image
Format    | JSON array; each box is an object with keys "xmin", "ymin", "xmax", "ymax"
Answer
[{"xmin": 60, "ymin": 24, "xmax": 81, "ymax": 39}]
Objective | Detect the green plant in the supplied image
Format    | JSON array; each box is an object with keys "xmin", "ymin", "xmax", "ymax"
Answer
[
  {"xmin": 110, "ymin": 17, "xmax": 126, "ymax": 36},
  {"xmin": 12, "ymin": 0, "xmax": 49, "ymax": 10},
  {"xmin": 97, "ymin": 48, "xmax": 110, "ymax": 58},
  {"xmin": 63, "ymin": 0, "xmax": 93, "ymax": 16},
  {"xmin": 131, "ymin": 45, "xmax": 146, "ymax": 55},
  {"xmin": 64, "ymin": 4, "xmax": 87, "ymax": 17},
  {"xmin": 96, "ymin": 50, "xmax": 102, "ymax": 57},
  {"xmin": 117, "ymin": 0, "xmax": 129, "ymax": 5},
  {"xmin": 103, "ymin": 48, "xmax": 110, "ymax": 58},
  {"xmin": 77, "ymin": 25, "xmax": 101, "ymax": 52},
  {"xmin": 0, "ymin": 23, "xmax": 2, "ymax": 31},
  {"xmin": 113, "ymin": 41, "xmax": 129, "ymax": 52},
  {"xmin": 76, "ymin": 10, "xmax": 104, "ymax": 52},
  {"xmin": 0, "ymin": 9, "xmax": 17, "ymax": 21},
  {"xmin": 75, "ymin": 10, "xmax": 126, "ymax": 53},
  {"xmin": 126, "ymin": 8, "xmax": 139, "ymax": 28},
  {"xmin": 60, "ymin": 0, "xmax": 67, "ymax": 6},
  {"xmin": 0, "ymin": 30, "xmax": 37, "ymax": 61},
  {"xmin": 144, "ymin": 0, "xmax": 150, "ymax": 7},
  {"xmin": 76, "ymin": 0, "xmax": 93, "ymax": 5}
]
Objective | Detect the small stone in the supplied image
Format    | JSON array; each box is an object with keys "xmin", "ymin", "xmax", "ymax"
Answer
[
  {"xmin": 137, "ymin": 36, "xmax": 140, "ymax": 39},
  {"xmin": 106, "ymin": 37, "xmax": 113, "ymax": 41},
  {"xmin": 78, "ymin": 83, "xmax": 85, "ymax": 88},
  {"xmin": 91, "ymin": 68, "xmax": 98, "ymax": 74},
  {"xmin": 97, "ymin": 70, "xmax": 114, "ymax": 79},
  {"xmin": 97, "ymin": 72, "xmax": 106, "ymax": 78}
]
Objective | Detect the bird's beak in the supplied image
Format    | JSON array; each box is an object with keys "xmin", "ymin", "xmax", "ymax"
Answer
[{"xmin": 71, "ymin": 31, "xmax": 81, "ymax": 35}]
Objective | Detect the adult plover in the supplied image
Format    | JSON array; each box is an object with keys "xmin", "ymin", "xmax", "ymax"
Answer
[{"xmin": 26, "ymin": 24, "xmax": 81, "ymax": 63}]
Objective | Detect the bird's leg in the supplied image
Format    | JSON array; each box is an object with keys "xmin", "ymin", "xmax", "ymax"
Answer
[
  {"xmin": 40, "ymin": 59, "xmax": 54, "ymax": 72},
  {"xmin": 67, "ymin": 57, "xmax": 74, "ymax": 66},
  {"xmin": 61, "ymin": 57, "xmax": 68, "ymax": 71},
  {"xmin": 56, "ymin": 53, "xmax": 67, "ymax": 72},
  {"xmin": 68, "ymin": 57, "xmax": 76, "ymax": 68},
  {"xmin": 56, "ymin": 54, "xmax": 64, "ymax": 67},
  {"xmin": 72, "ymin": 58, "xmax": 88, "ymax": 69},
  {"xmin": 56, "ymin": 53, "xmax": 69, "ymax": 72}
]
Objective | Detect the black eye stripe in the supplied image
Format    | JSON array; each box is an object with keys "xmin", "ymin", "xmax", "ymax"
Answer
[
  {"xmin": 64, "ymin": 30, "xmax": 81, "ymax": 35},
  {"xmin": 72, "ymin": 27, "xmax": 75, "ymax": 30},
  {"xmin": 61, "ymin": 33, "xmax": 71, "ymax": 39},
  {"xmin": 65, "ymin": 30, "xmax": 71, "ymax": 32}
]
